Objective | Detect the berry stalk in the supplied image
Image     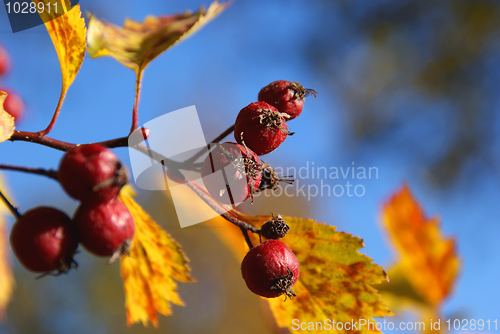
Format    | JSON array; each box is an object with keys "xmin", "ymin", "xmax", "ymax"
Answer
[{"xmin": 183, "ymin": 124, "xmax": 235, "ymax": 164}]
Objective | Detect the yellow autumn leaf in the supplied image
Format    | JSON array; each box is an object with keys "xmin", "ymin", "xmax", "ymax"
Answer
[
  {"xmin": 0, "ymin": 173, "xmax": 15, "ymax": 321},
  {"xmin": 118, "ymin": 186, "xmax": 194, "ymax": 328},
  {"xmin": 0, "ymin": 92, "xmax": 14, "ymax": 143},
  {"xmin": 210, "ymin": 213, "xmax": 393, "ymax": 334},
  {"xmin": 87, "ymin": 1, "xmax": 228, "ymax": 71},
  {"xmin": 381, "ymin": 184, "xmax": 460, "ymax": 308},
  {"xmin": 32, "ymin": 0, "xmax": 86, "ymax": 134}
]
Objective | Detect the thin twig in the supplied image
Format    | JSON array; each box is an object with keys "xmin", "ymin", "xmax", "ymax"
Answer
[
  {"xmin": 0, "ymin": 164, "xmax": 58, "ymax": 180},
  {"xmin": 183, "ymin": 124, "xmax": 235, "ymax": 164},
  {"xmin": 240, "ymin": 227, "xmax": 254, "ymax": 249},
  {"xmin": 0, "ymin": 188, "xmax": 21, "ymax": 218}
]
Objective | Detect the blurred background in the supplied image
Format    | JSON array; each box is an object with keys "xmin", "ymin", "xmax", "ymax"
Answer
[{"xmin": 1, "ymin": 0, "xmax": 499, "ymax": 333}]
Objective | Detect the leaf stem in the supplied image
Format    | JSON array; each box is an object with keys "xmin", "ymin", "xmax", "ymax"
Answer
[
  {"xmin": 0, "ymin": 164, "xmax": 59, "ymax": 180},
  {"xmin": 130, "ymin": 69, "xmax": 143, "ymax": 134},
  {"xmin": 38, "ymin": 86, "xmax": 67, "ymax": 136},
  {"xmin": 0, "ymin": 188, "xmax": 21, "ymax": 219}
]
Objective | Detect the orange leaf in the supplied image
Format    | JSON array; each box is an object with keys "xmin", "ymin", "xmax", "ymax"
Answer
[
  {"xmin": 87, "ymin": 1, "xmax": 228, "ymax": 72},
  {"xmin": 32, "ymin": 0, "xmax": 86, "ymax": 133},
  {"xmin": 210, "ymin": 213, "xmax": 393, "ymax": 334},
  {"xmin": 118, "ymin": 186, "xmax": 194, "ymax": 328},
  {"xmin": 0, "ymin": 92, "xmax": 14, "ymax": 143},
  {"xmin": 381, "ymin": 184, "xmax": 460, "ymax": 307},
  {"xmin": 0, "ymin": 173, "xmax": 15, "ymax": 320}
]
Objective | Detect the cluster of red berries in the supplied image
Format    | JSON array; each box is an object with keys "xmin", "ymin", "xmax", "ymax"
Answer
[
  {"xmin": 0, "ymin": 43, "xmax": 25, "ymax": 122},
  {"xmin": 200, "ymin": 80, "xmax": 315, "ymax": 299},
  {"xmin": 201, "ymin": 80, "xmax": 316, "ymax": 206},
  {"xmin": 9, "ymin": 144, "xmax": 133, "ymax": 275}
]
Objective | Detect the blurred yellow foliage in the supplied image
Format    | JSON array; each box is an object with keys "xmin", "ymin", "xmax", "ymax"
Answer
[
  {"xmin": 381, "ymin": 184, "xmax": 460, "ymax": 308},
  {"xmin": 87, "ymin": 1, "xmax": 228, "ymax": 72},
  {"xmin": 0, "ymin": 174, "xmax": 15, "ymax": 321},
  {"xmin": 0, "ymin": 92, "xmax": 14, "ymax": 143},
  {"xmin": 118, "ymin": 186, "xmax": 194, "ymax": 327}
]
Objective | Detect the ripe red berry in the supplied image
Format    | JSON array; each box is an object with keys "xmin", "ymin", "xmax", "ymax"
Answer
[
  {"xmin": 73, "ymin": 199, "xmax": 134, "ymax": 259},
  {"xmin": 0, "ymin": 45, "xmax": 10, "ymax": 77},
  {"xmin": 241, "ymin": 240, "xmax": 299, "ymax": 299},
  {"xmin": 260, "ymin": 214, "xmax": 290, "ymax": 240},
  {"xmin": 58, "ymin": 144, "xmax": 128, "ymax": 203},
  {"xmin": 234, "ymin": 101, "xmax": 292, "ymax": 156},
  {"xmin": 258, "ymin": 80, "xmax": 317, "ymax": 120},
  {"xmin": 1, "ymin": 88, "xmax": 24, "ymax": 122},
  {"xmin": 201, "ymin": 142, "xmax": 262, "ymax": 205},
  {"xmin": 10, "ymin": 207, "xmax": 78, "ymax": 273}
]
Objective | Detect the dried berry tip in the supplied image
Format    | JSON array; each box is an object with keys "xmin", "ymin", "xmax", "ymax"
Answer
[
  {"xmin": 290, "ymin": 81, "xmax": 317, "ymax": 100},
  {"xmin": 258, "ymin": 163, "xmax": 294, "ymax": 192}
]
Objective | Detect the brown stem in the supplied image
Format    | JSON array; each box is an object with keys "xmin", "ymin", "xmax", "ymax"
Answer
[
  {"xmin": 183, "ymin": 124, "xmax": 235, "ymax": 164},
  {"xmin": 0, "ymin": 188, "xmax": 21, "ymax": 219},
  {"xmin": 0, "ymin": 164, "xmax": 58, "ymax": 180}
]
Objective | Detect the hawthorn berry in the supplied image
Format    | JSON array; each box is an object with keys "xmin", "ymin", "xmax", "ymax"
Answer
[
  {"xmin": 258, "ymin": 80, "xmax": 317, "ymax": 120},
  {"xmin": 234, "ymin": 101, "xmax": 292, "ymax": 156},
  {"xmin": 73, "ymin": 199, "xmax": 134, "ymax": 260},
  {"xmin": 2, "ymin": 89, "xmax": 25, "ymax": 121},
  {"xmin": 201, "ymin": 142, "xmax": 262, "ymax": 205},
  {"xmin": 0, "ymin": 44, "xmax": 10, "ymax": 77},
  {"xmin": 58, "ymin": 144, "xmax": 128, "ymax": 203},
  {"xmin": 260, "ymin": 214, "xmax": 290, "ymax": 240},
  {"xmin": 241, "ymin": 239, "xmax": 299, "ymax": 299},
  {"xmin": 10, "ymin": 207, "xmax": 78, "ymax": 274}
]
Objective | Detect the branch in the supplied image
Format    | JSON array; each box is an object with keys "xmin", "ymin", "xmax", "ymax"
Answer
[
  {"xmin": 0, "ymin": 164, "xmax": 58, "ymax": 180},
  {"xmin": 130, "ymin": 142, "xmax": 258, "ymax": 233},
  {"xmin": 9, "ymin": 131, "xmax": 77, "ymax": 152}
]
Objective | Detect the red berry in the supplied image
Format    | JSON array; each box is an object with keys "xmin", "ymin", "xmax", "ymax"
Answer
[
  {"xmin": 258, "ymin": 80, "xmax": 317, "ymax": 120},
  {"xmin": 10, "ymin": 207, "xmax": 78, "ymax": 273},
  {"xmin": 73, "ymin": 199, "xmax": 134, "ymax": 258},
  {"xmin": 260, "ymin": 214, "xmax": 290, "ymax": 240},
  {"xmin": 2, "ymin": 88, "xmax": 24, "ymax": 122},
  {"xmin": 201, "ymin": 142, "xmax": 262, "ymax": 205},
  {"xmin": 241, "ymin": 240, "xmax": 299, "ymax": 299},
  {"xmin": 234, "ymin": 101, "xmax": 292, "ymax": 156},
  {"xmin": 0, "ymin": 45, "xmax": 10, "ymax": 77},
  {"xmin": 58, "ymin": 144, "xmax": 128, "ymax": 203}
]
